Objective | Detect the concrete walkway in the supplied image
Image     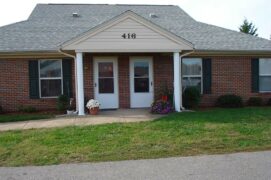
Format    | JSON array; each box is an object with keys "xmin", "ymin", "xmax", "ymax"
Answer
[
  {"xmin": 0, "ymin": 109, "xmax": 163, "ymax": 131},
  {"xmin": 0, "ymin": 151, "xmax": 270, "ymax": 180}
]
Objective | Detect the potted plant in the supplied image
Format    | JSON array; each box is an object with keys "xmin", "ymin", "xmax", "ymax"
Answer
[
  {"xmin": 86, "ymin": 99, "xmax": 100, "ymax": 115},
  {"xmin": 158, "ymin": 82, "xmax": 173, "ymax": 104}
]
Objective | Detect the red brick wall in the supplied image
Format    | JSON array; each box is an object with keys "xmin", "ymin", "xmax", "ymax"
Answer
[
  {"xmin": 201, "ymin": 56, "xmax": 271, "ymax": 106},
  {"xmin": 118, "ymin": 55, "xmax": 130, "ymax": 108},
  {"xmin": 153, "ymin": 54, "xmax": 174, "ymax": 100},
  {"xmin": 1, "ymin": 55, "xmax": 271, "ymax": 112},
  {"xmin": 0, "ymin": 59, "xmax": 63, "ymax": 112},
  {"xmin": 83, "ymin": 54, "xmax": 94, "ymax": 101}
]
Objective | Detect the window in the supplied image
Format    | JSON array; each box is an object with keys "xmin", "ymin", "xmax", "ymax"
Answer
[
  {"xmin": 182, "ymin": 58, "xmax": 202, "ymax": 93},
  {"xmin": 259, "ymin": 58, "xmax": 271, "ymax": 92},
  {"xmin": 39, "ymin": 60, "xmax": 62, "ymax": 98},
  {"xmin": 134, "ymin": 61, "xmax": 149, "ymax": 92},
  {"xmin": 98, "ymin": 62, "xmax": 114, "ymax": 93}
]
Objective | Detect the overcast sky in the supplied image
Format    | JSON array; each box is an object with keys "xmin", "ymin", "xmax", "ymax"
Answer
[{"xmin": 0, "ymin": 0, "xmax": 270, "ymax": 39}]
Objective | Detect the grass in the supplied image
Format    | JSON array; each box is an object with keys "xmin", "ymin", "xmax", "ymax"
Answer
[
  {"xmin": 0, "ymin": 107, "xmax": 271, "ymax": 166},
  {"xmin": 0, "ymin": 114, "xmax": 54, "ymax": 123}
]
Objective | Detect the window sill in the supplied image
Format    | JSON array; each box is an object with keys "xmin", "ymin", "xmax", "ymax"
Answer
[
  {"xmin": 259, "ymin": 91, "xmax": 271, "ymax": 94},
  {"xmin": 40, "ymin": 96, "xmax": 59, "ymax": 99}
]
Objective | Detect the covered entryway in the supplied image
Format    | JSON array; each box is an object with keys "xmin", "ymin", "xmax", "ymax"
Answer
[
  {"xmin": 61, "ymin": 11, "xmax": 194, "ymax": 115},
  {"xmin": 130, "ymin": 56, "xmax": 154, "ymax": 108},
  {"xmin": 94, "ymin": 57, "xmax": 119, "ymax": 109}
]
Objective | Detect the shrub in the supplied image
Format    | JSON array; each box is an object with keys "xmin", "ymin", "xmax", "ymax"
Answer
[
  {"xmin": 158, "ymin": 82, "xmax": 173, "ymax": 105},
  {"xmin": 247, "ymin": 97, "xmax": 263, "ymax": 106},
  {"xmin": 17, "ymin": 105, "xmax": 37, "ymax": 113},
  {"xmin": 0, "ymin": 106, "xmax": 3, "ymax": 114},
  {"xmin": 216, "ymin": 94, "xmax": 243, "ymax": 108},
  {"xmin": 183, "ymin": 87, "xmax": 201, "ymax": 109},
  {"xmin": 151, "ymin": 100, "xmax": 173, "ymax": 114},
  {"xmin": 267, "ymin": 98, "xmax": 271, "ymax": 106},
  {"xmin": 56, "ymin": 95, "xmax": 69, "ymax": 111}
]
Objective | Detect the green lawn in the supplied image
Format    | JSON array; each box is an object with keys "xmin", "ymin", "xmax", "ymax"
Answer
[
  {"xmin": 0, "ymin": 114, "xmax": 53, "ymax": 123},
  {"xmin": 0, "ymin": 107, "xmax": 271, "ymax": 166}
]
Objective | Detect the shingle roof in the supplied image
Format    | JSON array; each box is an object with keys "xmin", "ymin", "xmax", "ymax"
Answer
[{"xmin": 0, "ymin": 3, "xmax": 271, "ymax": 52}]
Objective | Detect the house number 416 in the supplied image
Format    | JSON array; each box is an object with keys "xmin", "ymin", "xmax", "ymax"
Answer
[{"xmin": 121, "ymin": 33, "xmax": 136, "ymax": 39}]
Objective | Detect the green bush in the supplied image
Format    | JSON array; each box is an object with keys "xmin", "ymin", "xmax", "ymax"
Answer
[
  {"xmin": 0, "ymin": 106, "xmax": 3, "ymax": 114},
  {"xmin": 247, "ymin": 97, "xmax": 263, "ymax": 106},
  {"xmin": 216, "ymin": 94, "xmax": 243, "ymax": 108},
  {"xmin": 57, "ymin": 95, "xmax": 69, "ymax": 111},
  {"xmin": 183, "ymin": 87, "xmax": 201, "ymax": 109},
  {"xmin": 17, "ymin": 105, "xmax": 37, "ymax": 113}
]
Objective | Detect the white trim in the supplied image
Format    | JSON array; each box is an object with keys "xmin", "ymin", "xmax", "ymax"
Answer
[
  {"xmin": 259, "ymin": 74, "xmax": 271, "ymax": 76},
  {"xmin": 74, "ymin": 49, "xmax": 187, "ymax": 53},
  {"xmin": 76, "ymin": 52, "xmax": 85, "ymax": 115},
  {"xmin": 181, "ymin": 58, "xmax": 203, "ymax": 94},
  {"xmin": 93, "ymin": 56, "xmax": 119, "ymax": 109},
  {"xmin": 129, "ymin": 56, "xmax": 154, "ymax": 108},
  {"xmin": 259, "ymin": 58, "xmax": 271, "ymax": 93},
  {"xmin": 38, "ymin": 59, "xmax": 63, "ymax": 98},
  {"xmin": 173, "ymin": 52, "xmax": 181, "ymax": 112}
]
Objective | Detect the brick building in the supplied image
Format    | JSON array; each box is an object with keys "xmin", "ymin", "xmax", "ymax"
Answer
[{"xmin": 0, "ymin": 4, "xmax": 271, "ymax": 114}]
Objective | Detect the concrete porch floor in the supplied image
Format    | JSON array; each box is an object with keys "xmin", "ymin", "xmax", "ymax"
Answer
[{"xmin": 0, "ymin": 109, "xmax": 164, "ymax": 132}]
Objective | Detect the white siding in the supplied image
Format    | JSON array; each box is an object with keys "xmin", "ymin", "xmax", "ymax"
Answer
[{"xmin": 65, "ymin": 18, "xmax": 192, "ymax": 52}]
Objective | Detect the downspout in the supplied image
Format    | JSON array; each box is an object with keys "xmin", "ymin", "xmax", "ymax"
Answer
[
  {"xmin": 179, "ymin": 50, "xmax": 195, "ymax": 110},
  {"xmin": 180, "ymin": 50, "xmax": 195, "ymax": 59},
  {"xmin": 58, "ymin": 48, "xmax": 79, "ymax": 112}
]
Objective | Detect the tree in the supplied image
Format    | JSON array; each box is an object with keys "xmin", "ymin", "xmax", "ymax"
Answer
[{"xmin": 239, "ymin": 19, "xmax": 258, "ymax": 36}]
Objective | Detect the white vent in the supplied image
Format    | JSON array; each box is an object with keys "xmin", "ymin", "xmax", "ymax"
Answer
[
  {"xmin": 149, "ymin": 13, "xmax": 158, "ymax": 18},
  {"xmin": 72, "ymin": 12, "xmax": 80, "ymax": 17}
]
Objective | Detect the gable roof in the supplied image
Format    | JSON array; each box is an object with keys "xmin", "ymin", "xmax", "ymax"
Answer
[
  {"xmin": 0, "ymin": 3, "xmax": 271, "ymax": 53},
  {"xmin": 61, "ymin": 10, "xmax": 194, "ymax": 52}
]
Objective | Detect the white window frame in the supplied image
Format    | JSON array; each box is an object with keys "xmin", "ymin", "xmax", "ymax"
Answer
[
  {"xmin": 39, "ymin": 59, "xmax": 63, "ymax": 98},
  {"xmin": 259, "ymin": 58, "xmax": 271, "ymax": 93},
  {"xmin": 182, "ymin": 58, "xmax": 203, "ymax": 94}
]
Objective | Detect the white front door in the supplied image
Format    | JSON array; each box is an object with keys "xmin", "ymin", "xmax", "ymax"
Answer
[
  {"xmin": 130, "ymin": 57, "xmax": 154, "ymax": 108},
  {"xmin": 94, "ymin": 57, "xmax": 118, "ymax": 109}
]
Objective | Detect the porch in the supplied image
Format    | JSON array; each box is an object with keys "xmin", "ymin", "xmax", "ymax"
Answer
[
  {"xmin": 74, "ymin": 52, "xmax": 184, "ymax": 115},
  {"xmin": 60, "ymin": 10, "xmax": 194, "ymax": 115}
]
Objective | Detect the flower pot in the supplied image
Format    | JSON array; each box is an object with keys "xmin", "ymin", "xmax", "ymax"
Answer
[
  {"xmin": 67, "ymin": 110, "xmax": 74, "ymax": 115},
  {"xmin": 89, "ymin": 107, "xmax": 99, "ymax": 115}
]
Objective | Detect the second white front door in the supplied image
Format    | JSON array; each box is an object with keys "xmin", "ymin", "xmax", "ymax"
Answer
[
  {"xmin": 94, "ymin": 57, "xmax": 118, "ymax": 109},
  {"xmin": 130, "ymin": 57, "xmax": 154, "ymax": 108}
]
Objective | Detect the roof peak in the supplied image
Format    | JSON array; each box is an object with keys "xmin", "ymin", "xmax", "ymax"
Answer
[{"xmin": 43, "ymin": 3, "xmax": 176, "ymax": 7}]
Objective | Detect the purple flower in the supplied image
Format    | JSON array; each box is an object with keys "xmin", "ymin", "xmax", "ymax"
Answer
[{"xmin": 151, "ymin": 100, "xmax": 173, "ymax": 114}]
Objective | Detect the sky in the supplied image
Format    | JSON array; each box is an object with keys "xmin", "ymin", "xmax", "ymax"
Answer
[{"xmin": 0, "ymin": 0, "xmax": 270, "ymax": 39}]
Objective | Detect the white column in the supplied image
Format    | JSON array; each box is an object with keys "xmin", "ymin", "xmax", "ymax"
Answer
[
  {"xmin": 173, "ymin": 52, "xmax": 182, "ymax": 112},
  {"xmin": 74, "ymin": 58, "xmax": 79, "ymax": 112},
  {"xmin": 179, "ymin": 57, "xmax": 183, "ymax": 110},
  {"xmin": 76, "ymin": 52, "xmax": 85, "ymax": 115}
]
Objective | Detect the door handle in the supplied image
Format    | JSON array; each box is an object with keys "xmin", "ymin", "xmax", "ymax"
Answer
[
  {"xmin": 151, "ymin": 81, "xmax": 153, "ymax": 86},
  {"xmin": 95, "ymin": 83, "xmax": 97, "ymax": 87}
]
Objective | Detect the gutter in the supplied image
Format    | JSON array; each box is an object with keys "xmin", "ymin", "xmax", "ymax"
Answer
[
  {"xmin": 58, "ymin": 48, "xmax": 76, "ymax": 59},
  {"xmin": 58, "ymin": 48, "xmax": 78, "ymax": 112},
  {"xmin": 180, "ymin": 50, "xmax": 195, "ymax": 58}
]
